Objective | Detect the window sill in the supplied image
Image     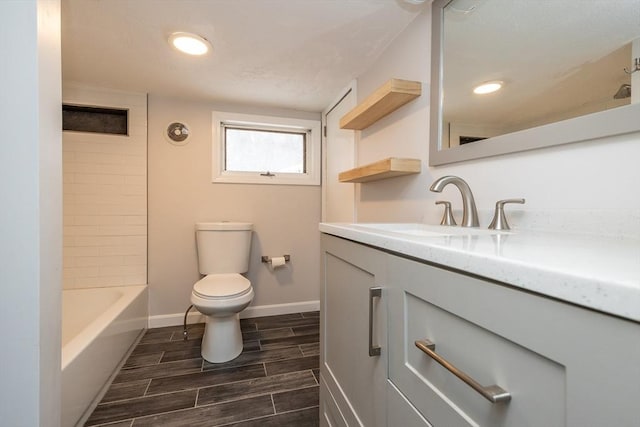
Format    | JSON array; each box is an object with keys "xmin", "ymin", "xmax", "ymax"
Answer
[{"xmin": 213, "ymin": 172, "xmax": 320, "ymax": 186}]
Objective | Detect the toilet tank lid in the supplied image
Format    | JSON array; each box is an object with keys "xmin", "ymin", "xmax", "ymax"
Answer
[{"xmin": 196, "ymin": 222, "xmax": 253, "ymax": 231}]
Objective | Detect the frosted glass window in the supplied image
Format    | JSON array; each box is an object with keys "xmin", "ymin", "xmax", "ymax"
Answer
[
  {"xmin": 212, "ymin": 111, "xmax": 320, "ymax": 186},
  {"xmin": 224, "ymin": 127, "xmax": 306, "ymax": 173}
]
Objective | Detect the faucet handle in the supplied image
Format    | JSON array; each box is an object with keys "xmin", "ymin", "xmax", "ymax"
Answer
[
  {"xmin": 435, "ymin": 200, "xmax": 457, "ymax": 226},
  {"xmin": 488, "ymin": 199, "xmax": 525, "ymax": 231}
]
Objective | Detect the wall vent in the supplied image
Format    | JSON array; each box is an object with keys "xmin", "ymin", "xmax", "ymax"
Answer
[{"xmin": 62, "ymin": 104, "xmax": 128, "ymax": 135}]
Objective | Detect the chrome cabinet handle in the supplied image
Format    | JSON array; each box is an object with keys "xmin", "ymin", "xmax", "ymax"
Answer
[
  {"xmin": 415, "ymin": 339, "xmax": 511, "ymax": 404},
  {"xmin": 368, "ymin": 287, "xmax": 382, "ymax": 357}
]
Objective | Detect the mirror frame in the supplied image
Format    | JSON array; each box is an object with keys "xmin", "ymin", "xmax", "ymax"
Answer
[{"xmin": 429, "ymin": 0, "xmax": 640, "ymax": 166}]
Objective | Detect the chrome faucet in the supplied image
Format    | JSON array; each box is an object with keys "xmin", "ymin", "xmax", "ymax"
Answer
[{"xmin": 429, "ymin": 176, "xmax": 479, "ymax": 227}]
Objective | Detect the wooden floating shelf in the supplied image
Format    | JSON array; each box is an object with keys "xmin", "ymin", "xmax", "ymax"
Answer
[
  {"xmin": 339, "ymin": 157, "xmax": 421, "ymax": 183},
  {"xmin": 340, "ymin": 79, "xmax": 422, "ymax": 130}
]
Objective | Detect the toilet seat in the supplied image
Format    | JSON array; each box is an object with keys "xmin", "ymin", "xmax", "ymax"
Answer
[{"xmin": 193, "ymin": 273, "xmax": 252, "ymax": 300}]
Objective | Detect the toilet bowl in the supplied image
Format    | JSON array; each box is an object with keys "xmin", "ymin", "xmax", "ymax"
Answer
[
  {"xmin": 191, "ymin": 273, "xmax": 254, "ymax": 363},
  {"xmin": 190, "ymin": 222, "xmax": 254, "ymax": 363}
]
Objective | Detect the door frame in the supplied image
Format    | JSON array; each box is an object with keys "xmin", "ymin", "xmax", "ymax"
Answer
[{"xmin": 321, "ymin": 80, "xmax": 357, "ymax": 222}]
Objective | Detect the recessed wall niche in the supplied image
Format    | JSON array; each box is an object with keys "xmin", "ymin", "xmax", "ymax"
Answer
[{"xmin": 62, "ymin": 104, "xmax": 128, "ymax": 135}]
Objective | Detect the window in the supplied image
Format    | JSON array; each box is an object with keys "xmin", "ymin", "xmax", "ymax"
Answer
[
  {"xmin": 212, "ymin": 111, "xmax": 320, "ymax": 185},
  {"xmin": 225, "ymin": 127, "xmax": 306, "ymax": 173}
]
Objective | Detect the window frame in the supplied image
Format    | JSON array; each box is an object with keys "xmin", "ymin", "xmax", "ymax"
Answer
[{"xmin": 212, "ymin": 111, "xmax": 321, "ymax": 186}]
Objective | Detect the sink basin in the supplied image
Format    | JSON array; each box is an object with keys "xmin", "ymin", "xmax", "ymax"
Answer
[{"xmin": 351, "ymin": 223, "xmax": 507, "ymax": 237}]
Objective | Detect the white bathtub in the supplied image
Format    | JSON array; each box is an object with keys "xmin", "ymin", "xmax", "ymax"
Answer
[{"xmin": 61, "ymin": 285, "xmax": 148, "ymax": 427}]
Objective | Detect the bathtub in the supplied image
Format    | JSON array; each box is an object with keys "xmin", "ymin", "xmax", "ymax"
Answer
[{"xmin": 61, "ymin": 285, "xmax": 148, "ymax": 427}]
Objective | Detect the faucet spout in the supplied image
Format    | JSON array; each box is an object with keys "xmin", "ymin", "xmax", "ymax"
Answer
[{"xmin": 429, "ymin": 176, "xmax": 479, "ymax": 227}]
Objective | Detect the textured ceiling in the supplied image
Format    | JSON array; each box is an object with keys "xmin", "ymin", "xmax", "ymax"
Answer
[{"xmin": 62, "ymin": 0, "xmax": 425, "ymax": 112}]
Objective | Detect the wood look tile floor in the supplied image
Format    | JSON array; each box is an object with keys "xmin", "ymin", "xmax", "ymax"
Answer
[{"xmin": 85, "ymin": 312, "xmax": 320, "ymax": 427}]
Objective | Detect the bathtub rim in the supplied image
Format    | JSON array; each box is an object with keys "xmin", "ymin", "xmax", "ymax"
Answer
[{"xmin": 61, "ymin": 284, "xmax": 148, "ymax": 371}]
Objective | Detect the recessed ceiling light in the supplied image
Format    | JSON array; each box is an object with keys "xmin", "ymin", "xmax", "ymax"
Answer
[
  {"xmin": 168, "ymin": 32, "xmax": 211, "ymax": 56},
  {"xmin": 473, "ymin": 81, "xmax": 503, "ymax": 95}
]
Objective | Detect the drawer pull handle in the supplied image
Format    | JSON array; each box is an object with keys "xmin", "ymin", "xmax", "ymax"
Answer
[
  {"xmin": 368, "ymin": 287, "xmax": 382, "ymax": 357},
  {"xmin": 414, "ymin": 339, "xmax": 511, "ymax": 404}
]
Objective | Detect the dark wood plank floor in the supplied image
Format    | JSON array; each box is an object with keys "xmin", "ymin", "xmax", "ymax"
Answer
[{"xmin": 85, "ymin": 312, "xmax": 320, "ymax": 427}]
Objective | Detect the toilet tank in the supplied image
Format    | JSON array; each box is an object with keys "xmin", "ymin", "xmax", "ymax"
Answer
[{"xmin": 195, "ymin": 222, "xmax": 253, "ymax": 274}]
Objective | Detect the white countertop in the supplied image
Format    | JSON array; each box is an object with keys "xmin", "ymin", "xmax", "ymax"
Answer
[{"xmin": 319, "ymin": 223, "xmax": 640, "ymax": 323}]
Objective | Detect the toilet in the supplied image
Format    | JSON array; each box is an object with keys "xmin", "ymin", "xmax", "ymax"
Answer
[{"xmin": 191, "ymin": 222, "xmax": 254, "ymax": 363}]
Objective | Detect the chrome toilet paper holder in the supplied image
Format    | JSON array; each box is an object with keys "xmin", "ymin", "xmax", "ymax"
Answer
[{"xmin": 261, "ymin": 255, "xmax": 290, "ymax": 264}]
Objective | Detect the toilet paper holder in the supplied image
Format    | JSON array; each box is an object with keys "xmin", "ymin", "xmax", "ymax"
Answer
[{"xmin": 261, "ymin": 255, "xmax": 290, "ymax": 264}]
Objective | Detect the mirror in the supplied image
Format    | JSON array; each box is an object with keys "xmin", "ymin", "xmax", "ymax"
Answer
[{"xmin": 429, "ymin": 0, "xmax": 640, "ymax": 166}]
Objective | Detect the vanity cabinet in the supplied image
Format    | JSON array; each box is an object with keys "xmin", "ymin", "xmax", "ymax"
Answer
[
  {"xmin": 320, "ymin": 234, "xmax": 388, "ymax": 426},
  {"xmin": 320, "ymin": 233, "xmax": 640, "ymax": 427}
]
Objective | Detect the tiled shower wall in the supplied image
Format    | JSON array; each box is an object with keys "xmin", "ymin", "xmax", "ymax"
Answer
[{"xmin": 62, "ymin": 85, "xmax": 147, "ymax": 289}]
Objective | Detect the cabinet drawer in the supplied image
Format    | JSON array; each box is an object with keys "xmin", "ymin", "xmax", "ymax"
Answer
[
  {"xmin": 387, "ymin": 255, "xmax": 640, "ymax": 427},
  {"xmin": 392, "ymin": 287, "xmax": 564, "ymax": 426}
]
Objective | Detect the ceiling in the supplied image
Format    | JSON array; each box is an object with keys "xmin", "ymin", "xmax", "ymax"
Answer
[{"xmin": 62, "ymin": 0, "xmax": 425, "ymax": 112}]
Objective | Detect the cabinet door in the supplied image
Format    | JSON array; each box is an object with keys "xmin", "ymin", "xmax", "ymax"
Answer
[
  {"xmin": 320, "ymin": 234, "xmax": 387, "ymax": 427},
  {"xmin": 387, "ymin": 255, "xmax": 640, "ymax": 427},
  {"xmin": 387, "ymin": 380, "xmax": 433, "ymax": 427}
]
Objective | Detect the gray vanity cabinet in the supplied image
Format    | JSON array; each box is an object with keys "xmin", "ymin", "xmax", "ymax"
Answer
[
  {"xmin": 321, "ymin": 233, "xmax": 640, "ymax": 427},
  {"xmin": 387, "ymin": 255, "xmax": 640, "ymax": 426},
  {"xmin": 320, "ymin": 234, "xmax": 389, "ymax": 426}
]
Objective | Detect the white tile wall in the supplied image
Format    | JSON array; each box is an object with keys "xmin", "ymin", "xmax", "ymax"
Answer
[{"xmin": 62, "ymin": 85, "xmax": 147, "ymax": 289}]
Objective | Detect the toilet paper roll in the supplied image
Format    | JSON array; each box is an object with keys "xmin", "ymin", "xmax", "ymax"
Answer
[{"xmin": 271, "ymin": 256, "xmax": 286, "ymax": 268}]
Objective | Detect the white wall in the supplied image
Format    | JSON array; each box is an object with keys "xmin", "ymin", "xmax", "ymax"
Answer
[
  {"xmin": 0, "ymin": 1, "xmax": 62, "ymax": 425},
  {"xmin": 354, "ymin": 8, "xmax": 640, "ymax": 236},
  {"xmin": 62, "ymin": 85, "xmax": 148, "ymax": 289},
  {"xmin": 148, "ymin": 95, "xmax": 321, "ymax": 322}
]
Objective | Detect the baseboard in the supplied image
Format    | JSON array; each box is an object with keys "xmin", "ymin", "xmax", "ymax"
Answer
[
  {"xmin": 148, "ymin": 300, "xmax": 320, "ymax": 329},
  {"xmin": 148, "ymin": 311, "xmax": 206, "ymax": 329},
  {"xmin": 240, "ymin": 300, "xmax": 320, "ymax": 319}
]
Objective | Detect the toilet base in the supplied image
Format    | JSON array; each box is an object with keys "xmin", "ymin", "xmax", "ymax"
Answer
[{"xmin": 200, "ymin": 313, "xmax": 243, "ymax": 363}]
